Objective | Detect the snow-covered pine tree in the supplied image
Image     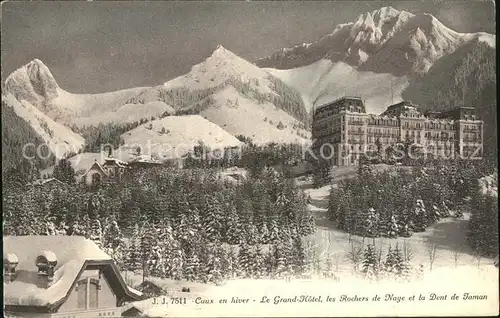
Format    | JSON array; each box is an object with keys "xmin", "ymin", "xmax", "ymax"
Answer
[
  {"xmin": 324, "ymin": 257, "xmax": 333, "ymax": 278},
  {"xmin": 291, "ymin": 237, "xmax": 307, "ymax": 276},
  {"xmin": 400, "ymin": 260, "xmax": 413, "ymax": 282},
  {"xmin": 202, "ymin": 196, "xmax": 223, "ymax": 242},
  {"xmin": 260, "ymin": 223, "xmax": 270, "ymax": 245},
  {"xmin": 362, "ymin": 244, "xmax": 378, "ymax": 280},
  {"xmin": 228, "ymin": 248, "xmax": 240, "ymax": 279},
  {"xmin": 184, "ymin": 250, "xmax": 201, "ymax": 282},
  {"xmin": 364, "ymin": 208, "xmax": 379, "ymax": 237},
  {"xmin": 216, "ymin": 245, "xmax": 231, "ymax": 280},
  {"xmin": 387, "ymin": 215, "xmax": 399, "ymax": 238},
  {"xmin": 168, "ymin": 238, "xmax": 184, "ymax": 280},
  {"xmin": 125, "ymin": 226, "xmax": 142, "ymax": 273},
  {"xmin": 224, "ymin": 205, "xmax": 242, "ymax": 244},
  {"xmin": 238, "ymin": 243, "xmax": 255, "ymax": 278},
  {"xmin": 271, "ymin": 243, "xmax": 287, "ymax": 278},
  {"xmin": 268, "ymin": 214, "xmax": 281, "ymax": 243},
  {"xmin": 140, "ymin": 222, "xmax": 156, "ymax": 279},
  {"xmin": 244, "ymin": 223, "xmax": 260, "ymax": 246},
  {"xmin": 411, "ymin": 199, "xmax": 427, "ymax": 232},
  {"xmin": 391, "ymin": 243, "xmax": 405, "ymax": 278},
  {"xmin": 69, "ymin": 217, "xmax": 82, "ymax": 236},
  {"xmin": 103, "ymin": 214, "xmax": 126, "ymax": 263},
  {"xmin": 253, "ymin": 244, "xmax": 265, "ymax": 279},
  {"xmin": 201, "ymin": 241, "xmax": 223, "ymax": 284},
  {"xmin": 89, "ymin": 218, "xmax": 103, "ymax": 248}
]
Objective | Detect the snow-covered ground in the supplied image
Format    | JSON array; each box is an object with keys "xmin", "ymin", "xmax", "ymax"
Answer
[
  {"xmin": 195, "ymin": 86, "xmax": 310, "ymax": 145},
  {"xmin": 121, "ymin": 170, "xmax": 498, "ymax": 317},
  {"xmin": 265, "ymin": 59, "xmax": 408, "ymax": 114},
  {"xmin": 126, "ymin": 267, "xmax": 498, "ymax": 317},
  {"xmin": 121, "ymin": 115, "xmax": 243, "ymax": 159},
  {"xmin": 73, "ymin": 101, "xmax": 175, "ymax": 126},
  {"xmin": 302, "ymin": 174, "xmax": 497, "ymax": 271}
]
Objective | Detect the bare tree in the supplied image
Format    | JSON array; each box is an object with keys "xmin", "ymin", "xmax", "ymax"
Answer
[
  {"xmin": 402, "ymin": 240, "xmax": 414, "ymax": 262},
  {"xmin": 345, "ymin": 240, "xmax": 364, "ymax": 272},
  {"xmin": 453, "ymin": 240, "xmax": 464, "ymax": 269},
  {"xmin": 426, "ymin": 242, "xmax": 437, "ymax": 271},
  {"xmin": 453, "ymin": 250, "xmax": 460, "ymax": 268},
  {"xmin": 473, "ymin": 249, "xmax": 482, "ymax": 268},
  {"xmin": 333, "ymin": 253, "xmax": 340, "ymax": 281}
]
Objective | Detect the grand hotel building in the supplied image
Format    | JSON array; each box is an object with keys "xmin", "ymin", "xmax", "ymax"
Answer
[{"xmin": 311, "ymin": 96, "xmax": 483, "ymax": 166}]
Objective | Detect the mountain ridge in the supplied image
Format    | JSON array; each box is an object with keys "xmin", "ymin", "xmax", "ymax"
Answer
[{"xmin": 256, "ymin": 6, "xmax": 495, "ymax": 75}]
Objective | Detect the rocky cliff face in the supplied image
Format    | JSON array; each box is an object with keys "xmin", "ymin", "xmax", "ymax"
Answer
[{"xmin": 5, "ymin": 59, "xmax": 60, "ymax": 104}]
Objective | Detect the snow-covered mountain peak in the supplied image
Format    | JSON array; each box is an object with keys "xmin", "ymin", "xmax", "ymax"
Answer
[
  {"xmin": 257, "ymin": 5, "xmax": 489, "ymax": 75},
  {"xmin": 350, "ymin": 6, "xmax": 415, "ymax": 45},
  {"xmin": 5, "ymin": 59, "xmax": 60, "ymax": 103},
  {"xmin": 207, "ymin": 45, "xmax": 247, "ymax": 64},
  {"xmin": 213, "ymin": 44, "xmax": 229, "ymax": 54},
  {"xmin": 165, "ymin": 45, "xmax": 273, "ymax": 93},
  {"xmin": 374, "ymin": 6, "xmax": 400, "ymax": 17}
]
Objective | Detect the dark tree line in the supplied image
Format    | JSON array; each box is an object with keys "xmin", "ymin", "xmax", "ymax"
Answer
[
  {"xmin": 467, "ymin": 176, "xmax": 498, "ymax": 257},
  {"xmin": 3, "ymin": 166, "xmax": 316, "ymax": 283},
  {"xmin": 74, "ymin": 112, "xmax": 172, "ymax": 153},
  {"xmin": 2, "ymin": 102, "xmax": 55, "ymax": 176},
  {"xmin": 183, "ymin": 138, "xmax": 308, "ymax": 178},
  {"xmin": 328, "ymin": 159, "xmax": 497, "ymax": 245}
]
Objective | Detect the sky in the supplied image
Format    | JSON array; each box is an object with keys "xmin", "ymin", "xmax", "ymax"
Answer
[{"xmin": 1, "ymin": 1, "xmax": 496, "ymax": 94}]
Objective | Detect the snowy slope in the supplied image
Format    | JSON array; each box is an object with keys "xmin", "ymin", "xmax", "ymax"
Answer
[
  {"xmin": 73, "ymin": 101, "xmax": 175, "ymax": 126},
  {"xmin": 52, "ymin": 89, "xmax": 160, "ymax": 125},
  {"xmin": 120, "ymin": 115, "xmax": 243, "ymax": 159},
  {"xmin": 266, "ymin": 59, "xmax": 408, "ymax": 114},
  {"xmin": 473, "ymin": 32, "xmax": 496, "ymax": 47},
  {"xmin": 117, "ymin": 45, "xmax": 309, "ymax": 142},
  {"xmin": 2, "ymin": 93, "xmax": 85, "ymax": 158},
  {"xmin": 185, "ymin": 86, "xmax": 310, "ymax": 144},
  {"xmin": 258, "ymin": 6, "xmax": 495, "ymax": 76}
]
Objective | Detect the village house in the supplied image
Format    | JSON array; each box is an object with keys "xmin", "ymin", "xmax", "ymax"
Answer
[
  {"xmin": 127, "ymin": 155, "xmax": 164, "ymax": 170},
  {"xmin": 81, "ymin": 157, "xmax": 129, "ymax": 186},
  {"xmin": 3, "ymin": 236, "xmax": 143, "ymax": 317}
]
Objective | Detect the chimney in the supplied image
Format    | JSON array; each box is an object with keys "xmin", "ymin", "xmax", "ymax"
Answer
[
  {"xmin": 3, "ymin": 253, "xmax": 18, "ymax": 283},
  {"xmin": 36, "ymin": 251, "xmax": 57, "ymax": 288}
]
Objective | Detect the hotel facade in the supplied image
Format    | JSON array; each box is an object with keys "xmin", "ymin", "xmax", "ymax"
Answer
[{"xmin": 311, "ymin": 97, "xmax": 483, "ymax": 166}]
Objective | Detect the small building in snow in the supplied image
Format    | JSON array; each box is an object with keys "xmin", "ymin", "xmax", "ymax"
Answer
[
  {"xmin": 128, "ymin": 155, "xmax": 164, "ymax": 170},
  {"xmin": 3, "ymin": 236, "xmax": 143, "ymax": 317},
  {"xmin": 81, "ymin": 157, "xmax": 129, "ymax": 186},
  {"xmin": 28, "ymin": 178, "xmax": 68, "ymax": 188}
]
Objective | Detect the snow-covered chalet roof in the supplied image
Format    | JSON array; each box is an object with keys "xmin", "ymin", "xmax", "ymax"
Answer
[
  {"xmin": 29, "ymin": 178, "xmax": 66, "ymax": 186},
  {"xmin": 83, "ymin": 161, "xmax": 109, "ymax": 177},
  {"xmin": 3, "ymin": 236, "xmax": 141, "ymax": 307},
  {"xmin": 103, "ymin": 157, "xmax": 129, "ymax": 168}
]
